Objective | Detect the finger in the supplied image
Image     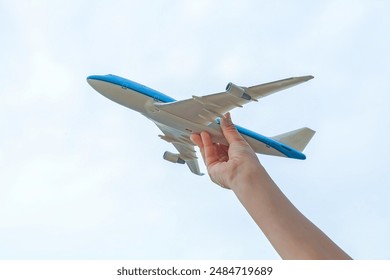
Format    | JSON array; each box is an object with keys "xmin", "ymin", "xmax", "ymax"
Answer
[
  {"xmin": 220, "ymin": 112, "xmax": 245, "ymax": 145},
  {"xmin": 200, "ymin": 131, "xmax": 219, "ymax": 166},
  {"xmin": 190, "ymin": 133, "xmax": 203, "ymax": 149},
  {"xmin": 190, "ymin": 133, "xmax": 206, "ymax": 162}
]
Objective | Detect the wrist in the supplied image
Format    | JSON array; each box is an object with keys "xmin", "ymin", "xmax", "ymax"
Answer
[{"xmin": 229, "ymin": 162, "xmax": 268, "ymax": 193}]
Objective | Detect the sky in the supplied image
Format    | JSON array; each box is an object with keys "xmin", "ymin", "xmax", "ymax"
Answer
[{"xmin": 0, "ymin": 0, "xmax": 389, "ymax": 260}]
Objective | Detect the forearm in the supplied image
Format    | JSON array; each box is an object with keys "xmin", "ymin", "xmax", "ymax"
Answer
[{"xmin": 232, "ymin": 164, "xmax": 351, "ymax": 260}]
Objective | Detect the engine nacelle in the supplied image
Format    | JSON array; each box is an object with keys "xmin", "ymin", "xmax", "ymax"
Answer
[
  {"xmin": 163, "ymin": 151, "xmax": 185, "ymax": 164},
  {"xmin": 226, "ymin": 82, "xmax": 252, "ymax": 100}
]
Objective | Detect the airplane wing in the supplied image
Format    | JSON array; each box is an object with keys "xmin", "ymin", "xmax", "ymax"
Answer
[
  {"xmin": 154, "ymin": 123, "xmax": 204, "ymax": 176},
  {"xmin": 155, "ymin": 75, "xmax": 313, "ymax": 126}
]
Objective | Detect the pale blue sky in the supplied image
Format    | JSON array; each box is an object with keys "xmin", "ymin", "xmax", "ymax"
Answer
[{"xmin": 0, "ymin": 0, "xmax": 389, "ymax": 259}]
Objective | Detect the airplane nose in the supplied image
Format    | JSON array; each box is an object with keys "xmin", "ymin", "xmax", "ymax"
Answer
[
  {"xmin": 86, "ymin": 75, "xmax": 104, "ymax": 85},
  {"xmin": 86, "ymin": 75, "xmax": 115, "ymax": 96},
  {"xmin": 87, "ymin": 74, "xmax": 122, "ymax": 91},
  {"xmin": 86, "ymin": 76, "xmax": 100, "ymax": 91}
]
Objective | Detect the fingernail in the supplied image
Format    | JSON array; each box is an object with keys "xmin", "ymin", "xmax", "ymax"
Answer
[{"xmin": 221, "ymin": 112, "xmax": 232, "ymax": 127}]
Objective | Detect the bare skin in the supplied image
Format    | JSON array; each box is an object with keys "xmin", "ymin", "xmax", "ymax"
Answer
[{"xmin": 190, "ymin": 113, "xmax": 351, "ymax": 260}]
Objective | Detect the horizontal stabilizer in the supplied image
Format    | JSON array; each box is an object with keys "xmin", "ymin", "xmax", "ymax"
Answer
[{"xmin": 272, "ymin": 127, "xmax": 315, "ymax": 152}]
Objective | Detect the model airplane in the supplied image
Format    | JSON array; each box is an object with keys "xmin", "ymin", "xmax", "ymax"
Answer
[{"xmin": 87, "ymin": 74, "xmax": 315, "ymax": 175}]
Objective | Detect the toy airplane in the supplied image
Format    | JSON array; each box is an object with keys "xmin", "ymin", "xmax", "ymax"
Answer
[{"xmin": 87, "ymin": 74, "xmax": 315, "ymax": 175}]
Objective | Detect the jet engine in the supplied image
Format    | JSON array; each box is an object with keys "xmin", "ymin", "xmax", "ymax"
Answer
[
  {"xmin": 163, "ymin": 151, "xmax": 185, "ymax": 164},
  {"xmin": 226, "ymin": 82, "xmax": 252, "ymax": 100}
]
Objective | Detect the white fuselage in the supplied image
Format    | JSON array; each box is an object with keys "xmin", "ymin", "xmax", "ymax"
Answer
[{"xmin": 87, "ymin": 77, "xmax": 228, "ymax": 145}]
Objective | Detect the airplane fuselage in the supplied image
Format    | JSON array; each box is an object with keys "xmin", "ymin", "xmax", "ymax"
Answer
[{"xmin": 87, "ymin": 75, "xmax": 229, "ymax": 145}]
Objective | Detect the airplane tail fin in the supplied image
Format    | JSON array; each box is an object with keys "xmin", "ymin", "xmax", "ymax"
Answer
[{"xmin": 271, "ymin": 127, "xmax": 315, "ymax": 152}]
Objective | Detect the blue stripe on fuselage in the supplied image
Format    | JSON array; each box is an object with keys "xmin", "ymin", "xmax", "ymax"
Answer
[
  {"xmin": 87, "ymin": 74, "xmax": 176, "ymax": 103},
  {"xmin": 216, "ymin": 119, "xmax": 306, "ymax": 160}
]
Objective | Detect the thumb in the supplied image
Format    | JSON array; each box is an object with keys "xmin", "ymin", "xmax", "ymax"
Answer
[{"xmin": 220, "ymin": 112, "xmax": 246, "ymax": 145}]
